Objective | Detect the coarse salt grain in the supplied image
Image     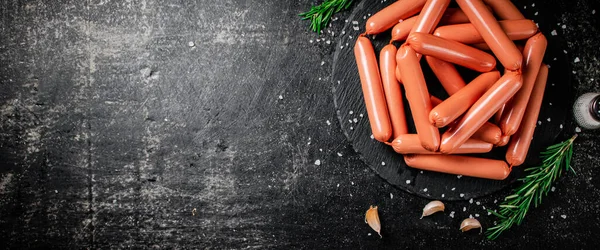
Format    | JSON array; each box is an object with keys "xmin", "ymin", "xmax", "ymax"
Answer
[
  {"xmin": 337, "ymin": 152, "xmax": 343, "ymax": 157},
  {"xmin": 561, "ymin": 215, "xmax": 567, "ymax": 219},
  {"xmin": 351, "ymin": 21, "xmax": 358, "ymax": 25},
  {"xmin": 460, "ymin": 193, "xmax": 465, "ymax": 197},
  {"xmin": 278, "ymin": 95, "xmax": 283, "ymax": 100},
  {"xmin": 560, "ymin": 124, "xmax": 563, "ymax": 129},
  {"xmin": 381, "ymin": 162, "xmax": 386, "ymax": 166},
  {"xmin": 547, "ymin": 118, "xmax": 552, "ymax": 122},
  {"xmin": 469, "ymin": 198, "xmax": 473, "ymax": 204},
  {"xmin": 370, "ymin": 134, "xmax": 374, "ymax": 139},
  {"xmin": 576, "ymin": 127, "xmax": 582, "ymax": 133},
  {"xmin": 349, "ymin": 111, "xmax": 354, "ymax": 114},
  {"xmin": 535, "ymin": 12, "xmax": 538, "ymax": 15},
  {"xmin": 441, "ymin": 194, "xmax": 445, "ymax": 198},
  {"xmin": 423, "ymin": 188, "xmax": 428, "ymax": 192},
  {"xmin": 574, "ymin": 57, "xmax": 580, "ymax": 63},
  {"xmin": 353, "ymin": 118, "xmax": 358, "ymax": 123},
  {"xmin": 451, "ymin": 187, "xmax": 456, "ymax": 191},
  {"xmin": 326, "ymin": 120, "xmax": 331, "ymax": 125},
  {"xmin": 406, "ymin": 180, "xmax": 411, "ymax": 184},
  {"xmin": 551, "ymin": 186, "xmax": 556, "ymax": 192},
  {"xmin": 353, "ymin": 26, "xmax": 359, "ymax": 31},
  {"xmin": 321, "ymin": 61, "xmax": 325, "ymax": 66},
  {"xmin": 551, "ymin": 30, "xmax": 558, "ymax": 36},
  {"xmin": 314, "ymin": 160, "xmax": 321, "ymax": 166},
  {"xmin": 476, "ymin": 201, "xmax": 481, "ymax": 205},
  {"xmin": 561, "ymin": 24, "xmax": 566, "ymax": 29},
  {"xmin": 463, "ymin": 207, "xmax": 467, "ymax": 211}
]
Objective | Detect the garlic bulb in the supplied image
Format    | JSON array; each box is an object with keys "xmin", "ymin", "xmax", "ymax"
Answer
[
  {"xmin": 421, "ymin": 200, "xmax": 445, "ymax": 219},
  {"xmin": 460, "ymin": 218, "xmax": 482, "ymax": 233}
]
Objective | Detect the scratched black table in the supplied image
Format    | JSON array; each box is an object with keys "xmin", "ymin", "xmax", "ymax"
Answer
[{"xmin": 1, "ymin": 0, "xmax": 600, "ymax": 249}]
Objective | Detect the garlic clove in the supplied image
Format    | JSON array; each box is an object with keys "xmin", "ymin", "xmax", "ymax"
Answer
[
  {"xmin": 460, "ymin": 218, "xmax": 483, "ymax": 233},
  {"xmin": 421, "ymin": 200, "xmax": 445, "ymax": 219},
  {"xmin": 365, "ymin": 205, "xmax": 382, "ymax": 238}
]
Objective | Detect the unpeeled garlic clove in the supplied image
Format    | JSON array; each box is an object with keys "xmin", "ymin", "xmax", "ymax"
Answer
[
  {"xmin": 460, "ymin": 218, "xmax": 482, "ymax": 233},
  {"xmin": 421, "ymin": 200, "xmax": 445, "ymax": 219},
  {"xmin": 365, "ymin": 205, "xmax": 382, "ymax": 238}
]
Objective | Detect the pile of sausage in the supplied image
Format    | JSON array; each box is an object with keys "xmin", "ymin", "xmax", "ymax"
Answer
[{"xmin": 354, "ymin": 0, "xmax": 549, "ymax": 180}]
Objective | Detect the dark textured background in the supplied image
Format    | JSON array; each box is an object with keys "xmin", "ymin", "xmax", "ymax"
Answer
[{"xmin": 0, "ymin": 0, "xmax": 599, "ymax": 249}]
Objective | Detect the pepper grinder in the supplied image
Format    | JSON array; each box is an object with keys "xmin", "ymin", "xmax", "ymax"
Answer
[{"xmin": 573, "ymin": 92, "xmax": 600, "ymax": 130}]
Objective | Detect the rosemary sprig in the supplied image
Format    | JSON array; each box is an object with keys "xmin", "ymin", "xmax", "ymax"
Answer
[
  {"xmin": 299, "ymin": 0, "xmax": 354, "ymax": 34},
  {"xmin": 486, "ymin": 134, "xmax": 578, "ymax": 240}
]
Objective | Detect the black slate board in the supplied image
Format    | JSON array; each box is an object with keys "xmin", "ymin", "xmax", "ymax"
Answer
[{"xmin": 332, "ymin": 0, "xmax": 571, "ymax": 200}]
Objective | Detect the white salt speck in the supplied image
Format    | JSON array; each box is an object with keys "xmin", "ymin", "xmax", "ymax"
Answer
[
  {"xmin": 450, "ymin": 212, "xmax": 455, "ymax": 218},
  {"xmin": 574, "ymin": 57, "xmax": 580, "ymax": 63},
  {"xmin": 350, "ymin": 126, "xmax": 354, "ymax": 130},
  {"xmin": 576, "ymin": 127, "xmax": 582, "ymax": 133},
  {"xmin": 561, "ymin": 24, "xmax": 567, "ymax": 29},
  {"xmin": 563, "ymin": 50, "xmax": 568, "ymax": 54},
  {"xmin": 337, "ymin": 80, "xmax": 341, "ymax": 84},
  {"xmin": 353, "ymin": 118, "xmax": 358, "ymax": 123},
  {"xmin": 318, "ymin": 77, "xmax": 322, "ymax": 80},
  {"xmin": 326, "ymin": 40, "xmax": 331, "ymax": 44},
  {"xmin": 420, "ymin": 171, "xmax": 424, "ymax": 174},
  {"xmin": 316, "ymin": 38, "xmax": 320, "ymax": 42},
  {"xmin": 363, "ymin": 16, "xmax": 366, "ymax": 20},
  {"xmin": 476, "ymin": 201, "xmax": 481, "ymax": 205},
  {"xmin": 547, "ymin": 64, "xmax": 551, "ymax": 68},
  {"xmin": 349, "ymin": 36, "xmax": 353, "ymax": 39},
  {"xmin": 278, "ymin": 95, "xmax": 283, "ymax": 100},
  {"xmin": 326, "ymin": 120, "xmax": 331, "ymax": 126},
  {"xmin": 535, "ymin": 23, "xmax": 539, "ymax": 28},
  {"xmin": 337, "ymin": 183, "xmax": 340, "ymax": 188},
  {"xmin": 469, "ymin": 214, "xmax": 474, "ymax": 219},
  {"xmin": 342, "ymin": 30, "xmax": 346, "ymax": 35},
  {"xmin": 406, "ymin": 180, "xmax": 411, "ymax": 184},
  {"xmin": 551, "ymin": 215, "xmax": 554, "ymax": 219},
  {"xmin": 314, "ymin": 160, "xmax": 321, "ymax": 166},
  {"xmin": 368, "ymin": 233, "xmax": 372, "ymax": 236},
  {"xmin": 423, "ymin": 188, "xmax": 428, "ymax": 192},
  {"xmin": 348, "ymin": 119, "xmax": 353, "ymax": 124},
  {"xmin": 457, "ymin": 175, "xmax": 463, "ymax": 179},
  {"xmin": 469, "ymin": 198, "xmax": 473, "ymax": 204},
  {"xmin": 370, "ymin": 134, "xmax": 375, "ymax": 139},
  {"xmin": 547, "ymin": 118, "xmax": 552, "ymax": 122},
  {"xmin": 538, "ymin": 121, "xmax": 542, "ymax": 125},
  {"xmin": 349, "ymin": 110, "xmax": 354, "ymax": 115},
  {"xmin": 340, "ymin": 46, "xmax": 344, "ymax": 49},
  {"xmin": 463, "ymin": 207, "xmax": 467, "ymax": 212},
  {"xmin": 523, "ymin": 6, "xmax": 527, "ymax": 9},
  {"xmin": 550, "ymin": 102, "xmax": 553, "ymax": 106},
  {"xmin": 359, "ymin": 114, "xmax": 364, "ymax": 118},
  {"xmin": 441, "ymin": 194, "xmax": 445, "ymax": 198},
  {"xmin": 494, "ymin": 199, "xmax": 498, "ymax": 203},
  {"xmin": 390, "ymin": 193, "xmax": 394, "ymax": 199},
  {"xmin": 551, "ymin": 30, "xmax": 558, "ymax": 36},
  {"xmin": 353, "ymin": 26, "xmax": 360, "ymax": 31},
  {"xmin": 351, "ymin": 21, "xmax": 358, "ymax": 25},
  {"xmin": 561, "ymin": 215, "xmax": 567, "ymax": 219},
  {"xmin": 593, "ymin": 10, "xmax": 597, "ymax": 14},
  {"xmin": 572, "ymin": 71, "xmax": 577, "ymax": 74},
  {"xmin": 488, "ymin": 212, "xmax": 492, "ymax": 215},
  {"xmin": 319, "ymin": 148, "xmax": 323, "ymax": 152},
  {"xmin": 475, "ymin": 214, "xmax": 480, "ymax": 217},
  {"xmin": 482, "ymin": 206, "xmax": 486, "ymax": 210},
  {"xmin": 345, "ymin": 19, "xmax": 349, "ymax": 23},
  {"xmin": 532, "ymin": 3, "xmax": 536, "ymax": 7},
  {"xmin": 534, "ymin": 12, "xmax": 538, "ymax": 16},
  {"xmin": 337, "ymin": 152, "xmax": 343, "ymax": 157},
  {"xmin": 560, "ymin": 124, "xmax": 563, "ymax": 129},
  {"xmin": 368, "ymin": 13, "xmax": 371, "ymax": 16},
  {"xmin": 381, "ymin": 161, "xmax": 386, "ymax": 166},
  {"xmin": 551, "ymin": 186, "xmax": 556, "ymax": 192},
  {"xmin": 321, "ymin": 61, "xmax": 325, "ymax": 66},
  {"xmin": 188, "ymin": 41, "xmax": 195, "ymax": 47},
  {"xmin": 309, "ymin": 39, "xmax": 313, "ymax": 43},
  {"xmin": 554, "ymin": 57, "xmax": 557, "ymax": 61},
  {"xmin": 451, "ymin": 187, "xmax": 456, "ymax": 191},
  {"xmin": 460, "ymin": 193, "xmax": 465, "ymax": 197},
  {"xmin": 55, "ymin": 190, "xmax": 58, "ymax": 194}
]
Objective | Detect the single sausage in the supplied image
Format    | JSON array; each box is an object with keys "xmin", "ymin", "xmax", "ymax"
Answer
[
  {"xmin": 471, "ymin": 122, "xmax": 502, "ymax": 144},
  {"xmin": 404, "ymin": 154, "xmax": 511, "ymax": 180},
  {"xmin": 396, "ymin": 44, "xmax": 440, "ymax": 151},
  {"xmin": 430, "ymin": 95, "xmax": 443, "ymax": 107},
  {"xmin": 354, "ymin": 36, "xmax": 393, "ymax": 142},
  {"xmin": 440, "ymin": 72, "xmax": 523, "ymax": 153},
  {"xmin": 409, "ymin": 0, "xmax": 451, "ymax": 34},
  {"xmin": 433, "ymin": 19, "xmax": 539, "ymax": 44},
  {"xmin": 506, "ymin": 65, "xmax": 549, "ymax": 166},
  {"xmin": 496, "ymin": 135, "xmax": 510, "ymax": 147},
  {"xmin": 483, "ymin": 0, "xmax": 525, "ymax": 20},
  {"xmin": 380, "ymin": 44, "xmax": 409, "ymax": 139},
  {"xmin": 391, "ymin": 16, "xmax": 418, "ymax": 42},
  {"xmin": 430, "ymin": 71, "xmax": 500, "ymax": 127},
  {"xmin": 407, "ymin": 33, "xmax": 496, "ymax": 72},
  {"xmin": 425, "ymin": 56, "xmax": 466, "ymax": 96},
  {"xmin": 456, "ymin": 0, "xmax": 523, "ymax": 70},
  {"xmin": 366, "ymin": 0, "xmax": 428, "ymax": 35},
  {"xmin": 499, "ymin": 33, "xmax": 548, "ymax": 136},
  {"xmin": 389, "ymin": 134, "xmax": 492, "ymax": 154},
  {"xmin": 439, "ymin": 8, "xmax": 470, "ymax": 24}
]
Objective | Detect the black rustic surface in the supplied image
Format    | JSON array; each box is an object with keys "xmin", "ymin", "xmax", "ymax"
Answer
[{"xmin": 1, "ymin": 0, "xmax": 599, "ymax": 249}]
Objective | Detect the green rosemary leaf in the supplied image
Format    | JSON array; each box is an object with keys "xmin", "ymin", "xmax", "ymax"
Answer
[{"xmin": 300, "ymin": 0, "xmax": 354, "ymax": 34}]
